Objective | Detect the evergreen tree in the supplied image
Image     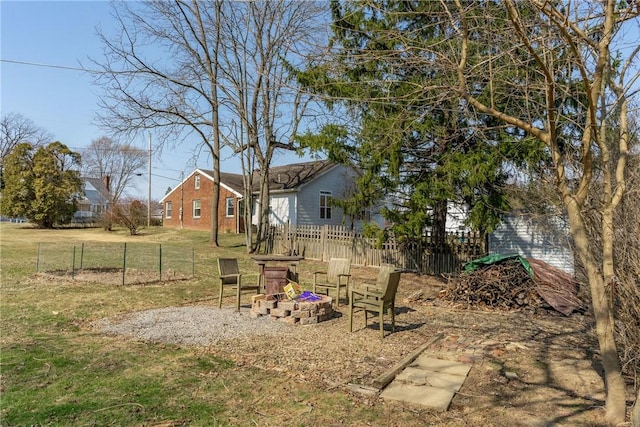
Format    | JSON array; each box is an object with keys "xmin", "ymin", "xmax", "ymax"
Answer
[
  {"xmin": 0, "ymin": 142, "xmax": 83, "ymax": 228},
  {"xmin": 297, "ymin": 0, "xmax": 546, "ymax": 240}
]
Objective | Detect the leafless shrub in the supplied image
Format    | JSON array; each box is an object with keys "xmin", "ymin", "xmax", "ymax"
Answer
[
  {"xmin": 107, "ymin": 199, "xmax": 147, "ymax": 236},
  {"xmin": 581, "ymin": 149, "xmax": 640, "ymax": 383},
  {"xmin": 613, "ymin": 155, "xmax": 640, "ymax": 382}
]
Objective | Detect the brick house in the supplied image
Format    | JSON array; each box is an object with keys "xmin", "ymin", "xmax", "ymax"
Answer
[
  {"xmin": 160, "ymin": 160, "xmax": 359, "ymax": 232},
  {"xmin": 160, "ymin": 169, "xmax": 245, "ymax": 232}
]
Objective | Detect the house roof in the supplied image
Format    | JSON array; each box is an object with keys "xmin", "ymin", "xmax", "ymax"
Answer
[
  {"xmin": 265, "ymin": 159, "xmax": 336, "ymax": 192},
  {"xmin": 196, "ymin": 170, "xmax": 246, "ymax": 195},
  {"xmin": 161, "ymin": 159, "xmax": 337, "ymax": 202},
  {"xmin": 80, "ymin": 177, "xmax": 111, "ymax": 204}
]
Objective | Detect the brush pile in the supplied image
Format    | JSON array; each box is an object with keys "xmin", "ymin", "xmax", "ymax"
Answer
[{"xmin": 443, "ymin": 255, "xmax": 583, "ymax": 315}]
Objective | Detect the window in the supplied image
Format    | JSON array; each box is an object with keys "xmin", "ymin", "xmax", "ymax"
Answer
[
  {"xmin": 165, "ymin": 202, "xmax": 172, "ymax": 219},
  {"xmin": 225, "ymin": 197, "xmax": 235, "ymax": 217},
  {"xmin": 320, "ymin": 191, "xmax": 332, "ymax": 220},
  {"xmin": 194, "ymin": 174, "xmax": 200, "ymax": 189},
  {"xmin": 193, "ymin": 200, "xmax": 201, "ymax": 218}
]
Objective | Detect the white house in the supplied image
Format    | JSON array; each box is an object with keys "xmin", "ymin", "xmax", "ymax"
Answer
[
  {"xmin": 74, "ymin": 177, "xmax": 111, "ymax": 222},
  {"xmin": 253, "ymin": 160, "xmax": 358, "ymax": 227}
]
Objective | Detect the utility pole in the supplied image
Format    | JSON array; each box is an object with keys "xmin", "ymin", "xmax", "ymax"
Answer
[
  {"xmin": 180, "ymin": 170, "xmax": 184, "ymax": 230},
  {"xmin": 147, "ymin": 132, "xmax": 151, "ymax": 227}
]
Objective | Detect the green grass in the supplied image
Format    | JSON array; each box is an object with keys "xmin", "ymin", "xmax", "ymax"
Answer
[{"xmin": 0, "ymin": 223, "xmax": 390, "ymax": 426}]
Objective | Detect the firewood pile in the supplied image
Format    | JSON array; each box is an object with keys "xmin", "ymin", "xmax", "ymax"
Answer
[{"xmin": 442, "ymin": 257, "xmax": 583, "ymax": 315}]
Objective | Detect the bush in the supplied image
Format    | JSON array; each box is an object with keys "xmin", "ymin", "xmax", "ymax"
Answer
[{"xmin": 109, "ymin": 199, "xmax": 147, "ymax": 235}]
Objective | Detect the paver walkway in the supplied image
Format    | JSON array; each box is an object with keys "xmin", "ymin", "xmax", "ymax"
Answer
[
  {"xmin": 347, "ymin": 334, "xmax": 503, "ymax": 410},
  {"xmin": 378, "ymin": 334, "xmax": 484, "ymax": 411},
  {"xmin": 380, "ymin": 354, "xmax": 471, "ymax": 411}
]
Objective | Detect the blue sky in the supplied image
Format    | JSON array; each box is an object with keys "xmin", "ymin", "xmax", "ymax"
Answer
[
  {"xmin": 1, "ymin": 0, "xmax": 313, "ymax": 200},
  {"xmin": 1, "ymin": 1, "xmax": 191, "ymax": 199},
  {"xmin": 3, "ymin": 2, "xmax": 638, "ymax": 199}
]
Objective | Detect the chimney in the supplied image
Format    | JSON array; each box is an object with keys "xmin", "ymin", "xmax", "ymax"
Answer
[{"xmin": 102, "ymin": 176, "xmax": 111, "ymax": 193}]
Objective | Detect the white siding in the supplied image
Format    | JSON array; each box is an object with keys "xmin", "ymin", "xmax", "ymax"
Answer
[
  {"xmin": 489, "ymin": 215, "xmax": 574, "ymax": 275},
  {"xmin": 268, "ymin": 194, "xmax": 296, "ymax": 226},
  {"xmin": 446, "ymin": 202, "xmax": 470, "ymax": 232},
  {"xmin": 251, "ymin": 163, "xmax": 357, "ymax": 227}
]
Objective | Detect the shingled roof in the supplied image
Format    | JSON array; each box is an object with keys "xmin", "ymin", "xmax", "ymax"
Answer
[
  {"xmin": 81, "ymin": 177, "xmax": 111, "ymax": 203},
  {"xmin": 265, "ymin": 159, "xmax": 335, "ymax": 192},
  {"xmin": 200, "ymin": 159, "xmax": 336, "ymax": 193}
]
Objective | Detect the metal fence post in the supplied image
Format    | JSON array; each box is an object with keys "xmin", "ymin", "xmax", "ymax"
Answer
[
  {"xmin": 122, "ymin": 242, "xmax": 127, "ymax": 286},
  {"xmin": 80, "ymin": 242, "xmax": 85, "ymax": 270},
  {"xmin": 36, "ymin": 243, "xmax": 41, "ymax": 272},
  {"xmin": 159, "ymin": 244, "xmax": 162, "ymax": 282}
]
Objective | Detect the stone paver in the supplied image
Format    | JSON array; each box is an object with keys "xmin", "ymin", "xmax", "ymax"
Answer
[
  {"xmin": 380, "ymin": 383, "xmax": 455, "ymax": 411},
  {"xmin": 395, "ymin": 366, "xmax": 467, "ymax": 392},
  {"xmin": 379, "ymin": 336, "xmax": 475, "ymax": 411},
  {"xmin": 411, "ymin": 356, "xmax": 472, "ymax": 377}
]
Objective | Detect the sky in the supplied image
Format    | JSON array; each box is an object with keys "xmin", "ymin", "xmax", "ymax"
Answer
[
  {"xmin": 2, "ymin": 2, "xmax": 638, "ymax": 200},
  {"xmin": 1, "ymin": 0, "xmax": 314, "ymax": 201}
]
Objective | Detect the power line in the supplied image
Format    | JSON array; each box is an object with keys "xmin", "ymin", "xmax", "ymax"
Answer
[{"xmin": 1, "ymin": 59, "xmax": 100, "ymax": 73}]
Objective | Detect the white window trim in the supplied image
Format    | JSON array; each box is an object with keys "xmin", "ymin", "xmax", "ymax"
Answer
[
  {"xmin": 165, "ymin": 202, "xmax": 172, "ymax": 219},
  {"xmin": 194, "ymin": 174, "xmax": 200, "ymax": 190},
  {"xmin": 226, "ymin": 197, "xmax": 234, "ymax": 217},
  {"xmin": 193, "ymin": 200, "xmax": 201, "ymax": 218},
  {"xmin": 320, "ymin": 190, "xmax": 332, "ymax": 220}
]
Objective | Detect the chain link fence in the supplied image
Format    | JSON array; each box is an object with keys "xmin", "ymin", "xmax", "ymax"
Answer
[{"xmin": 35, "ymin": 242, "xmax": 195, "ymax": 285}]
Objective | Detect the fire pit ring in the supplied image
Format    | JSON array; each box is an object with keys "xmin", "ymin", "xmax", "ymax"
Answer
[{"xmin": 250, "ymin": 293, "xmax": 334, "ymax": 325}]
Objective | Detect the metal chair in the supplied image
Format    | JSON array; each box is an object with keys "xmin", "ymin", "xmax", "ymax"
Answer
[
  {"xmin": 312, "ymin": 258, "xmax": 351, "ymax": 307},
  {"xmin": 217, "ymin": 258, "xmax": 260, "ymax": 311},
  {"xmin": 349, "ymin": 268, "xmax": 402, "ymax": 338}
]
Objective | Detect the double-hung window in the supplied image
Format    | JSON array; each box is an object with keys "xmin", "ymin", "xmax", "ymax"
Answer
[
  {"xmin": 320, "ymin": 191, "xmax": 332, "ymax": 220},
  {"xmin": 194, "ymin": 174, "xmax": 200, "ymax": 189},
  {"xmin": 165, "ymin": 202, "xmax": 172, "ymax": 219},
  {"xmin": 225, "ymin": 197, "xmax": 234, "ymax": 217},
  {"xmin": 193, "ymin": 200, "xmax": 201, "ymax": 218}
]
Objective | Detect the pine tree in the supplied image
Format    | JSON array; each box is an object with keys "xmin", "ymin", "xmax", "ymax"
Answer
[{"xmin": 0, "ymin": 142, "xmax": 83, "ymax": 228}]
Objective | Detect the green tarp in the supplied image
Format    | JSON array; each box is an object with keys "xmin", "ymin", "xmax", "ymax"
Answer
[{"xmin": 463, "ymin": 253, "xmax": 534, "ymax": 278}]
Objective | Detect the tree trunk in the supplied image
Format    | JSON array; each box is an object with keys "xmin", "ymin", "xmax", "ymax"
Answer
[
  {"xmin": 250, "ymin": 163, "xmax": 270, "ymax": 253},
  {"xmin": 565, "ymin": 201, "xmax": 627, "ymax": 425},
  {"xmin": 432, "ymin": 199, "xmax": 448, "ymax": 246},
  {"xmin": 632, "ymin": 388, "xmax": 640, "ymax": 427}
]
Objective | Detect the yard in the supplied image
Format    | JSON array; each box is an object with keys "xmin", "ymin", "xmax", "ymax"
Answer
[{"xmin": 0, "ymin": 223, "xmax": 623, "ymax": 426}]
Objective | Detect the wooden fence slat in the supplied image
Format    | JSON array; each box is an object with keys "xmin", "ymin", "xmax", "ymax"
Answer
[{"xmin": 264, "ymin": 225, "xmax": 486, "ymax": 275}]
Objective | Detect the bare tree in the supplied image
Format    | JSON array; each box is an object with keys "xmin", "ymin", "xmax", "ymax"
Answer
[
  {"xmin": 215, "ymin": 1, "xmax": 328, "ymax": 252},
  {"xmin": 92, "ymin": 0, "xmax": 224, "ymax": 245},
  {"xmin": 1, "ymin": 113, "xmax": 52, "ymax": 162},
  {"xmin": 108, "ymin": 198, "xmax": 147, "ymax": 235},
  {"xmin": 93, "ymin": 0, "xmax": 327, "ymax": 250},
  {"xmin": 81, "ymin": 136, "xmax": 147, "ymax": 202}
]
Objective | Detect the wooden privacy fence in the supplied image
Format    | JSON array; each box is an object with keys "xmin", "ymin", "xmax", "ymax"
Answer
[{"xmin": 264, "ymin": 224, "xmax": 487, "ymax": 275}]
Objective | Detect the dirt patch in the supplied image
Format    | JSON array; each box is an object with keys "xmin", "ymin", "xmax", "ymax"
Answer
[
  {"xmin": 99, "ymin": 266, "xmax": 630, "ymax": 425},
  {"xmin": 37, "ymin": 268, "xmax": 191, "ymax": 286}
]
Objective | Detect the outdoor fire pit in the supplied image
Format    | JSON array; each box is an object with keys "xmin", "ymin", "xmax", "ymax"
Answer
[
  {"xmin": 262, "ymin": 266, "xmax": 292, "ymax": 297},
  {"xmin": 250, "ymin": 293, "xmax": 334, "ymax": 325}
]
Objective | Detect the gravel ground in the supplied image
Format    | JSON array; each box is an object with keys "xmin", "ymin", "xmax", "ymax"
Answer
[{"xmin": 95, "ymin": 306, "xmax": 294, "ymax": 346}]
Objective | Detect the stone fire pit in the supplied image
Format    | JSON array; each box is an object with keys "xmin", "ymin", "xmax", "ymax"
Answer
[{"xmin": 250, "ymin": 293, "xmax": 334, "ymax": 325}]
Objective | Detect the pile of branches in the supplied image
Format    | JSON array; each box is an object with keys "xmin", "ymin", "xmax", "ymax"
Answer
[{"xmin": 442, "ymin": 258, "xmax": 583, "ymax": 315}]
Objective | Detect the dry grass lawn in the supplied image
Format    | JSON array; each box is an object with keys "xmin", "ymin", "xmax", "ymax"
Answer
[{"xmin": 2, "ymin": 223, "xmax": 634, "ymax": 426}]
